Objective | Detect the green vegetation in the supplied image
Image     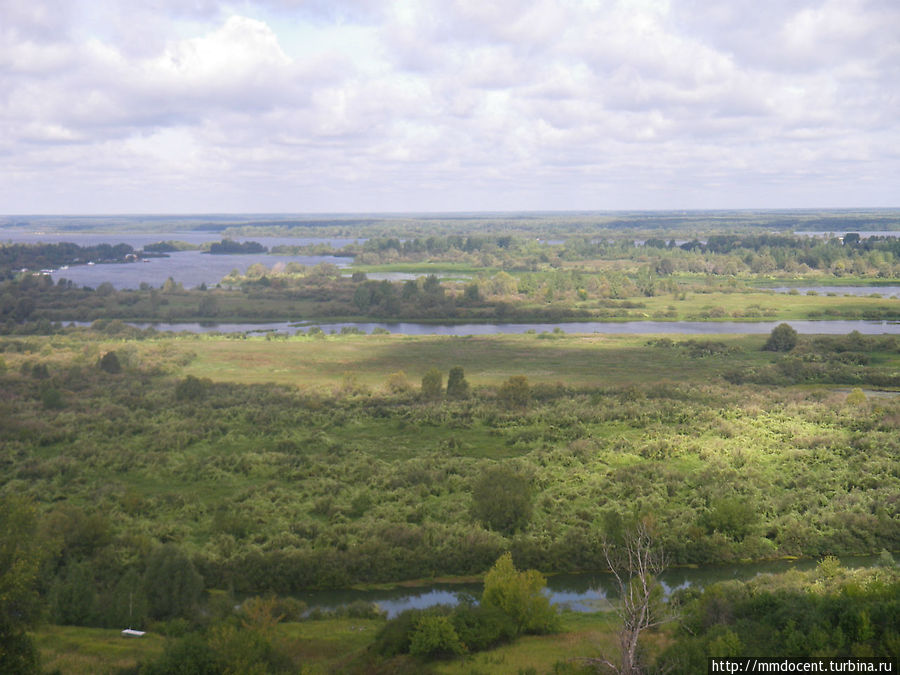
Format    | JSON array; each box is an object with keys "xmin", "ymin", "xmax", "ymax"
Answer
[{"xmin": 2, "ymin": 214, "xmax": 900, "ymax": 673}]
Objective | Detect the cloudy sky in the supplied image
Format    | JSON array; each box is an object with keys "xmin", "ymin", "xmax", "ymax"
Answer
[{"xmin": 1, "ymin": 0, "xmax": 898, "ymax": 214}]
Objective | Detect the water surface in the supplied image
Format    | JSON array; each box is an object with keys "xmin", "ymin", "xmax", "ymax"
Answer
[{"xmin": 94, "ymin": 319, "xmax": 900, "ymax": 336}]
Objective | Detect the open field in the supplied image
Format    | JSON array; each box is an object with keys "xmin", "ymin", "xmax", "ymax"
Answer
[{"xmin": 180, "ymin": 332, "xmax": 779, "ymax": 388}]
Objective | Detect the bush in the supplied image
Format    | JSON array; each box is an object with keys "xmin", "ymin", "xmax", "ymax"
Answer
[
  {"xmin": 450, "ymin": 601, "xmax": 517, "ymax": 651},
  {"xmin": 764, "ymin": 323, "xmax": 798, "ymax": 352},
  {"xmin": 421, "ymin": 368, "xmax": 443, "ymax": 400},
  {"xmin": 498, "ymin": 375, "xmax": 530, "ymax": 407},
  {"xmin": 175, "ymin": 375, "xmax": 212, "ymax": 402},
  {"xmin": 471, "ymin": 465, "xmax": 533, "ymax": 534},
  {"xmin": 481, "ymin": 553, "xmax": 559, "ymax": 635},
  {"xmin": 446, "ymin": 366, "xmax": 469, "ymax": 399},
  {"xmin": 99, "ymin": 350, "xmax": 122, "ymax": 373},
  {"xmin": 409, "ymin": 614, "xmax": 466, "ymax": 658}
]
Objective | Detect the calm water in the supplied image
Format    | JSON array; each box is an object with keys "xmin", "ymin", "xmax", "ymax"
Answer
[
  {"xmin": 794, "ymin": 231, "xmax": 900, "ymax": 239},
  {"xmin": 106, "ymin": 319, "xmax": 900, "ymax": 336},
  {"xmin": 3, "ymin": 229, "xmax": 355, "ymax": 289},
  {"xmin": 769, "ymin": 286, "xmax": 900, "ymax": 298},
  {"xmin": 50, "ymin": 250, "xmax": 350, "ymax": 290},
  {"xmin": 0, "ymin": 228, "xmax": 361, "ymax": 249},
  {"xmin": 298, "ymin": 556, "xmax": 881, "ymax": 618}
]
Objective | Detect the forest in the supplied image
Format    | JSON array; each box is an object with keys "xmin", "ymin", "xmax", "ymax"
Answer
[{"xmin": 0, "ymin": 213, "xmax": 898, "ymax": 674}]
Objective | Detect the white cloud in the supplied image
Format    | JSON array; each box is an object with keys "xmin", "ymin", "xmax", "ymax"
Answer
[{"xmin": 0, "ymin": 0, "xmax": 898, "ymax": 212}]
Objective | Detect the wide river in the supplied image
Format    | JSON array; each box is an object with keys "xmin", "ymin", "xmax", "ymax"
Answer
[
  {"xmin": 297, "ymin": 555, "xmax": 881, "ymax": 618},
  {"xmin": 99, "ymin": 319, "xmax": 900, "ymax": 336}
]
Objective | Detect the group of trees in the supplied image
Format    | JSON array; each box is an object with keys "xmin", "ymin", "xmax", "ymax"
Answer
[{"xmin": 371, "ymin": 552, "xmax": 559, "ymax": 661}]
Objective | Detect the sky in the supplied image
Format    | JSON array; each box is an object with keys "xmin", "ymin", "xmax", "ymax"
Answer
[{"xmin": 1, "ymin": 0, "xmax": 898, "ymax": 214}]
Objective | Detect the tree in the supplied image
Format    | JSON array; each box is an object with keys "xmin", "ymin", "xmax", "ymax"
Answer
[
  {"xmin": 593, "ymin": 522, "xmax": 670, "ymax": 675},
  {"xmin": 421, "ymin": 368, "xmax": 443, "ymax": 400},
  {"xmin": 143, "ymin": 544, "xmax": 204, "ymax": 620},
  {"xmin": 498, "ymin": 375, "xmax": 530, "ymax": 407},
  {"xmin": 481, "ymin": 553, "xmax": 558, "ymax": 635},
  {"xmin": 0, "ymin": 496, "xmax": 46, "ymax": 674},
  {"xmin": 175, "ymin": 375, "xmax": 212, "ymax": 402},
  {"xmin": 471, "ymin": 465, "xmax": 533, "ymax": 534},
  {"xmin": 763, "ymin": 323, "xmax": 798, "ymax": 352},
  {"xmin": 446, "ymin": 366, "xmax": 469, "ymax": 399},
  {"xmin": 98, "ymin": 351, "xmax": 122, "ymax": 374}
]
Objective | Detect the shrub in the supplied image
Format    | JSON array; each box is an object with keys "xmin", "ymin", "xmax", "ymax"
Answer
[
  {"xmin": 446, "ymin": 366, "xmax": 469, "ymax": 399},
  {"xmin": 175, "ymin": 375, "xmax": 212, "ymax": 401},
  {"xmin": 481, "ymin": 553, "xmax": 559, "ymax": 635},
  {"xmin": 98, "ymin": 350, "xmax": 122, "ymax": 373},
  {"xmin": 421, "ymin": 368, "xmax": 443, "ymax": 400},
  {"xmin": 451, "ymin": 601, "xmax": 517, "ymax": 651},
  {"xmin": 471, "ymin": 465, "xmax": 533, "ymax": 534},
  {"xmin": 409, "ymin": 614, "xmax": 466, "ymax": 658},
  {"xmin": 498, "ymin": 375, "xmax": 530, "ymax": 407},
  {"xmin": 764, "ymin": 323, "xmax": 798, "ymax": 352}
]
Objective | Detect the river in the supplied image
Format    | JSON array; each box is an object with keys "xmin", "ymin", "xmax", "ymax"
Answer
[
  {"xmin": 92, "ymin": 319, "xmax": 900, "ymax": 336},
  {"xmin": 296, "ymin": 555, "xmax": 882, "ymax": 618}
]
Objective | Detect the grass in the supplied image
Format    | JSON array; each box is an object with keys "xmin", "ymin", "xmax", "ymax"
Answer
[
  {"xmin": 34, "ymin": 615, "xmax": 625, "ymax": 675},
  {"xmin": 277, "ymin": 619, "xmax": 383, "ymax": 673},
  {"xmin": 34, "ymin": 625, "xmax": 166, "ymax": 675},
  {"xmin": 180, "ymin": 332, "xmax": 775, "ymax": 389},
  {"xmin": 434, "ymin": 612, "xmax": 620, "ymax": 674}
]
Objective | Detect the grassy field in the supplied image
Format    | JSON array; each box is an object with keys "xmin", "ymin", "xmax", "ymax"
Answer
[
  {"xmin": 33, "ymin": 614, "xmax": 623, "ymax": 675},
  {"xmin": 33, "ymin": 626, "xmax": 166, "ymax": 675},
  {"xmin": 180, "ymin": 332, "xmax": 777, "ymax": 389}
]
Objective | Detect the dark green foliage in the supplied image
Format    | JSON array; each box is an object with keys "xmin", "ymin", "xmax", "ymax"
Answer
[
  {"xmin": 446, "ymin": 366, "xmax": 469, "ymax": 399},
  {"xmin": 140, "ymin": 632, "xmax": 220, "ymax": 675},
  {"xmin": 498, "ymin": 375, "xmax": 530, "ymax": 407},
  {"xmin": 50, "ymin": 563, "xmax": 96, "ymax": 625},
  {"xmin": 175, "ymin": 374, "xmax": 212, "ymax": 401},
  {"xmin": 471, "ymin": 465, "xmax": 533, "ymax": 534},
  {"xmin": 0, "ymin": 632, "xmax": 39, "ymax": 675},
  {"xmin": 0, "ymin": 497, "xmax": 45, "ymax": 675},
  {"xmin": 763, "ymin": 323, "xmax": 798, "ymax": 352},
  {"xmin": 421, "ymin": 368, "xmax": 443, "ymax": 400},
  {"xmin": 372, "ymin": 608, "xmax": 440, "ymax": 658},
  {"xmin": 660, "ymin": 565, "xmax": 900, "ymax": 669},
  {"xmin": 703, "ymin": 497, "xmax": 759, "ymax": 540},
  {"xmin": 39, "ymin": 384, "xmax": 64, "ymax": 409},
  {"xmin": 143, "ymin": 544, "xmax": 204, "ymax": 620},
  {"xmin": 207, "ymin": 239, "xmax": 266, "ymax": 254},
  {"xmin": 99, "ymin": 350, "xmax": 122, "ymax": 373},
  {"xmin": 450, "ymin": 600, "xmax": 517, "ymax": 651}
]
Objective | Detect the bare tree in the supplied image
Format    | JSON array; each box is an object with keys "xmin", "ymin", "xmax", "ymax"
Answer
[{"xmin": 592, "ymin": 521, "xmax": 670, "ymax": 675}]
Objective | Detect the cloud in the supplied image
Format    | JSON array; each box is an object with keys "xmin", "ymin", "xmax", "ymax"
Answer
[{"xmin": 1, "ymin": 0, "xmax": 898, "ymax": 212}]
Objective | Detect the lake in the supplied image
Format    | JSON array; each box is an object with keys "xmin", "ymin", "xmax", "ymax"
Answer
[
  {"xmin": 50, "ymin": 250, "xmax": 350, "ymax": 290},
  {"xmin": 0, "ymin": 229, "xmax": 355, "ymax": 289},
  {"xmin": 103, "ymin": 319, "xmax": 900, "ymax": 336}
]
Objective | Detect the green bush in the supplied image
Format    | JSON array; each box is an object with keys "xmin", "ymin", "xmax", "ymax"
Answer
[
  {"xmin": 446, "ymin": 366, "xmax": 469, "ymax": 399},
  {"xmin": 763, "ymin": 323, "xmax": 798, "ymax": 352},
  {"xmin": 471, "ymin": 465, "xmax": 533, "ymax": 534},
  {"xmin": 421, "ymin": 368, "xmax": 443, "ymax": 400},
  {"xmin": 481, "ymin": 553, "xmax": 559, "ymax": 635},
  {"xmin": 409, "ymin": 614, "xmax": 466, "ymax": 658}
]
